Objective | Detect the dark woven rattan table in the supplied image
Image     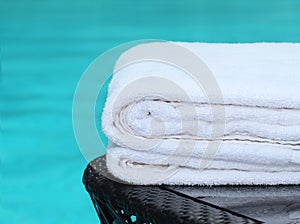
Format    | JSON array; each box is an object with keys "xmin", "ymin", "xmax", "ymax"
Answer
[{"xmin": 83, "ymin": 156, "xmax": 300, "ymax": 224}]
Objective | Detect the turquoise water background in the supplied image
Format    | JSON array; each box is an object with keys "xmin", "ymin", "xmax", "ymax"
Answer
[{"xmin": 1, "ymin": 0, "xmax": 300, "ymax": 223}]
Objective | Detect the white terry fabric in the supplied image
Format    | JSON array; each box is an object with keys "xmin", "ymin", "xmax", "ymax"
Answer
[{"xmin": 102, "ymin": 42, "xmax": 300, "ymax": 185}]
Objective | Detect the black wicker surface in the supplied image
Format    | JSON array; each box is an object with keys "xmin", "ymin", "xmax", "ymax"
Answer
[
  {"xmin": 83, "ymin": 156, "xmax": 263, "ymax": 224},
  {"xmin": 166, "ymin": 185, "xmax": 300, "ymax": 224}
]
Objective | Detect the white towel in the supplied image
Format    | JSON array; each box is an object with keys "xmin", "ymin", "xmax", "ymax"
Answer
[{"xmin": 102, "ymin": 42, "xmax": 300, "ymax": 185}]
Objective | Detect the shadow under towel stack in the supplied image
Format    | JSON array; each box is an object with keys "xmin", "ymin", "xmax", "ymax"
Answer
[{"xmin": 102, "ymin": 42, "xmax": 300, "ymax": 185}]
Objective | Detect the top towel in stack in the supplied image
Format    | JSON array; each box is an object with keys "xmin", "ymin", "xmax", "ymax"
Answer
[{"xmin": 102, "ymin": 42, "xmax": 300, "ymax": 185}]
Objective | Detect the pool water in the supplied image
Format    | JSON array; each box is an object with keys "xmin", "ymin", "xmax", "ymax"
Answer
[{"xmin": 1, "ymin": 0, "xmax": 300, "ymax": 223}]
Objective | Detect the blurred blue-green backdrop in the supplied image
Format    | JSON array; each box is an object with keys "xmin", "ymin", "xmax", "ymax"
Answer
[{"xmin": 1, "ymin": 0, "xmax": 300, "ymax": 223}]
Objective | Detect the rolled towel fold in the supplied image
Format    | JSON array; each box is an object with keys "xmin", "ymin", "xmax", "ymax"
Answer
[{"xmin": 102, "ymin": 42, "xmax": 300, "ymax": 185}]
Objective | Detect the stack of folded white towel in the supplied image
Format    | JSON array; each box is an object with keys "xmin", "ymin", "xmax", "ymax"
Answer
[{"xmin": 102, "ymin": 42, "xmax": 300, "ymax": 185}]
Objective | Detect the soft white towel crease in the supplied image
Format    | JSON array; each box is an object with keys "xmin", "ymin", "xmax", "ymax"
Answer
[{"xmin": 102, "ymin": 42, "xmax": 300, "ymax": 185}]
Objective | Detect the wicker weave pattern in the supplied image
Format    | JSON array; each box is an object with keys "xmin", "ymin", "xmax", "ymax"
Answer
[{"xmin": 83, "ymin": 156, "xmax": 262, "ymax": 224}]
